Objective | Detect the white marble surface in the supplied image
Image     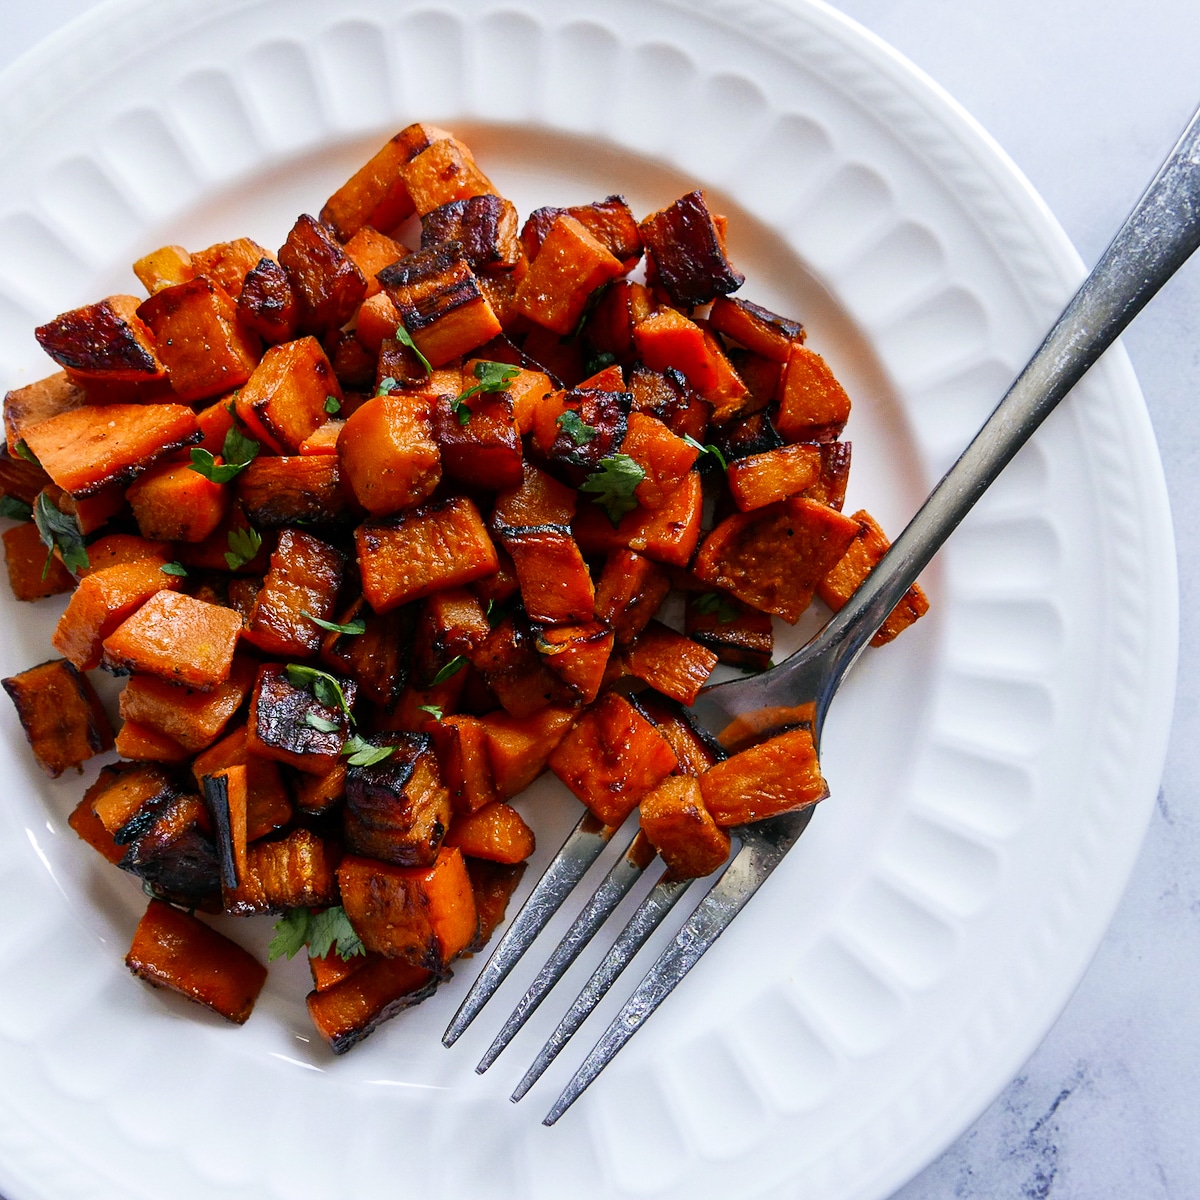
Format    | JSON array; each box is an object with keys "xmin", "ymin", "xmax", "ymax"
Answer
[{"xmin": 1, "ymin": 1, "xmax": 1198, "ymax": 1197}]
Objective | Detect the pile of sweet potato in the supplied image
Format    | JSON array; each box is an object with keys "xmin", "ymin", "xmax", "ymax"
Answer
[{"xmin": 0, "ymin": 123, "xmax": 926, "ymax": 1051}]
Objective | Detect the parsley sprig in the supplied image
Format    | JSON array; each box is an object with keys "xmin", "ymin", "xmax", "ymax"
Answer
[
  {"xmin": 451, "ymin": 361, "xmax": 519, "ymax": 426},
  {"xmin": 431, "ymin": 654, "xmax": 468, "ymax": 685},
  {"xmin": 190, "ymin": 408, "xmax": 260, "ymax": 483},
  {"xmin": 33, "ymin": 493, "xmax": 88, "ymax": 576},
  {"xmin": 268, "ymin": 906, "xmax": 365, "ymax": 962},
  {"xmin": 682, "ymin": 433, "xmax": 728, "ymax": 471},
  {"xmin": 301, "ymin": 610, "xmax": 366, "ymax": 636},
  {"xmin": 395, "ymin": 321, "xmax": 432, "ymax": 377},
  {"xmin": 0, "ymin": 495, "xmax": 33, "ymax": 522},
  {"xmin": 556, "ymin": 410, "xmax": 597, "ymax": 446},
  {"xmin": 285, "ymin": 664, "xmax": 397, "ymax": 768},
  {"xmin": 224, "ymin": 525, "xmax": 262, "ymax": 571},
  {"xmin": 580, "ymin": 453, "xmax": 645, "ymax": 524}
]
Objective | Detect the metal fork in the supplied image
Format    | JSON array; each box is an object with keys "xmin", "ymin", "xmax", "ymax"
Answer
[{"xmin": 443, "ymin": 103, "xmax": 1200, "ymax": 1124}]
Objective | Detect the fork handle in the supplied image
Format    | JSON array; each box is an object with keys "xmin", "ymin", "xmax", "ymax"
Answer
[{"xmin": 814, "ymin": 103, "xmax": 1200, "ymax": 693}]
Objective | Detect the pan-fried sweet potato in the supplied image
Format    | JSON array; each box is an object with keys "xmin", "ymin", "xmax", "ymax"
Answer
[
  {"xmin": 533, "ymin": 620, "xmax": 614, "ymax": 705},
  {"xmin": 278, "ymin": 214, "xmax": 368, "ymax": 336},
  {"xmin": 398, "ymin": 137, "xmax": 496, "ymax": 216},
  {"xmin": 725, "ymin": 442, "xmax": 823, "ymax": 511},
  {"xmin": 629, "ymin": 690, "xmax": 724, "ymax": 778},
  {"xmin": 479, "ymin": 705, "xmax": 578, "ymax": 800},
  {"xmin": 235, "ymin": 454, "xmax": 355, "ymax": 530},
  {"xmin": 119, "ymin": 791, "xmax": 220, "ymax": 906},
  {"xmin": 193, "ymin": 724, "xmax": 294, "ymax": 840},
  {"xmin": 306, "ymin": 954, "xmax": 438, "ymax": 1054},
  {"xmin": 246, "ymin": 663, "xmax": 352, "ymax": 776},
  {"xmin": 521, "ymin": 195, "xmax": 643, "ymax": 270},
  {"xmin": 132, "ymin": 245, "xmax": 193, "ymax": 295},
  {"xmin": 114, "ymin": 720, "xmax": 192, "ymax": 764},
  {"xmin": 622, "ymin": 411, "xmax": 700, "ymax": 509},
  {"xmin": 700, "ymin": 726, "xmax": 827, "ymax": 826},
  {"xmin": 243, "ymin": 528, "xmax": 345, "ymax": 658},
  {"xmin": 421, "ymin": 194, "xmax": 522, "ymax": 272},
  {"xmin": 469, "ymin": 614, "xmax": 575, "ymax": 718},
  {"xmin": 428, "ymin": 714, "xmax": 499, "ymax": 814},
  {"xmin": 126, "ymin": 899, "xmax": 267, "ymax": 1024},
  {"xmin": 125, "ymin": 459, "xmax": 228, "ymax": 543},
  {"xmin": 639, "ymin": 775, "xmax": 731, "ymax": 880},
  {"xmin": 621, "ymin": 621, "xmax": 718, "ymax": 706},
  {"xmin": 708, "ymin": 295, "xmax": 804, "ymax": 362},
  {"xmin": 201, "ymin": 764, "xmax": 248, "ymax": 891},
  {"xmin": 684, "ymin": 586, "xmax": 774, "ymax": 671},
  {"xmin": 69, "ymin": 780, "xmax": 127, "ymax": 864},
  {"xmin": 432, "ymin": 390, "xmax": 522, "ymax": 491},
  {"xmin": 338, "ymin": 393, "xmax": 441, "ymax": 514},
  {"xmin": 35, "ymin": 295, "xmax": 166, "ymax": 386},
  {"xmin": 639, "ymin": 190, "xmax": 743, "ymax": 308},
  {"xmin": 235, "ymin": 336, "xmax": 343, "ymax": 454},
  {"xmin": 444, "ymin": 800, "xmax": 534, "ymax": 864},
  {"xmin": 3, "ymin": 372, "xmax": 88, "ymax": 455},
  {"xmin": 320, "ymin": 597, "xmax": 412, "ymax": 707},
  {"xmin": 3, "ymin": 521, "xmax": 75, "ymax": 601},
  {"xmin": 774, "ymin": 344, "xmax": 852, "ymax": 442},
  {"xmin": 237, "ymin": 256, "xmax": 301, "ymax": 344},
  {"xmin": 223, "ymin": 828, "xmax": 339, "ymax": 915},
  {"xmin": 75, "ymin": 532, "xmax": 170, "ymax": 576},
  {"xmin": 89, "ymin": 762, "xmax": 176, "ymax": 838},
  {"xmin": 573, "ymin": 468, "xmax": 703, "ymax": 567},
  {"xmin": 593, "ymin": 549, "xmax": 671, "ymax": 645}
]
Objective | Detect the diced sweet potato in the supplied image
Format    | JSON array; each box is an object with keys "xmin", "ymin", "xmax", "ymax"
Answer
[
  {"xmin": 235, "ymin": 336, "xmax": 343, "ymax": 454},
  {"xmin": 3, "ymin": 521, "xmax": 75, "ymax": 601},
  {"xmin": 522, "ymin": 195, "xmax": 643, "ymax": 270},
  {"xmin": 629, "ymin": 691, "xmax": 724, "ymax": 778},
  {"xmin": 621, "ymin": 621, "xmax": 717, "ymax": 706},
  {"xmin": 633, "ymin": 308, "xmax": 722, "ymax": 396},
  {"xmin": 469, "ymin": 614, "xmax": 575, "ymax": 718},
  {"xmin": 816, "ymin": 509, "xmax": 929, "ymax": 644},
  {"xmin": 573, "ymin": 469, "xmax": 703, "ymax": 568},
  {"xmin": 432, "ymin": 390, "xmax": 522, "ymax": 492},
  {"xmin": 444, "ymin": 800, "xmax": 534, "ymax": 864},
  {"xmin": 725, "ymin": 442, "xmax": 823, "ymax": 511},
  {"xmin": 102, "ymin": 590, "xmax": 244, "ymax": 689},
  {"xmin": 114, "ymin": 720, "xmax": 192, "ymax": 764},
  {"xmin": 243, "ymin": 528, "xmax": 345, "ymax": 658},
  {"xmin": 639, "ymin": 775, "xmax": 730, "ymax": 880},
  {"xmin": 320, "ymin": 597, "xmax": 412, "ymax": 707},
  {"xmin": 126, "ymin": 899, "xmax": 266, "ymax": 1024},
  {"xmin": 35, "ymin": 295, "xmax": 166, "ymax": 385},
  {"xmin": 774, "ymin": 344, "xmax": 851, "ymax": 442},
  {"xmin": 548, "ymin": 692, "xmax": 678, "ymax": 826},
  {"xmin": 125, "ymin": 459, "xmax": 228, "ymax": 543},
  {"xmin": 421, "ymin": 194, "xmax": 522, "ymax": 272},
  {"xmin": 494, "ymin": 525, "xmax": 594, "ymax": 626},
  {"xmin": 338, "ymin": 393, "xmax": 441, "ymax": 515},
  {"xmin": 622, "ymin": 411, "xmax": 700, "ymax": 509},
  {"xmin": 684, "ymin": 587, "xmax": 774, "ymax": 671},
  {"xmin": 136, "ymin": 276, "xmax": 261, "ymax": 402},
  {"xmin": 398, "ymin": 138, "xmax": 496, "ymax": 216},
  {"xmin": 119, "ymin": 657, "xmax": 256, "ymax": 753},
  {"xmin": 639, "ymin": 190, "xmax": 744, "ymax": 308},
  {"xmin": 75, "ymin": 533, "xmax": 170, "ymax": 577},
  {"xmin": 356, "ymin": 496, "xmax": 499, "ymax": 612},
  {"xmin": 246, "ymin": 663, "xmax": 351, "ymax": 776},
  {"xmin": 133, "ymin": 245, "xmax": 193, "ymax": 295},
  {"xmin": 69, "ymin": 782, "xmax": 126, "ymax": 864},
  {"xmin": 293, "ymin": 762, "xmax": 347, "ymax": 815},
  {"xmin": 278, "ymin": 213, "xmax": 368, "ymax": 335},
  {"xmin": 708, "ymin": 295, "xmax": 804, "ymax": 362},
  {"xmin": 237, "ymin": 256, "xmax": 301, "ymax": 343},
  {"xmin": 533, "ymin": 620, "xmax": 614, "ymax": 705},
  {"xmin": 117, "ymin": 792, "xmax": 220, "ymax": 906},
  {"xmin": 200, "ymin": 764, "xmax": 248, "ymax": 890},
  {"xmin": 428, "ymin": 714, "xmax": 499, "ymax": 814},
  {"xmin": 593, "ymin": 549, "xmax": 670, "ymax": 645},
  {"xmin": 338, "ymin": 846, "xmax": 477, "ymax": 968},
  {"xmin": 2, "ymin": 657, "xmax": 114, "ymax": 776},
  {"xmin": 408, "ymin": 588, "xmax": 491, "ymax": 689},
  {"xmin": 700, "ymin": 726, "xmax": 827, "ymax": 826},
  {"xmin": 308, "ymin": 945, "xmax": 367, "ymax": 993},
  {"xmin": 89, "ymin": 762, "xmax": 177, "ymax": 837},
  {"xmin": 235, "ymin": 455, "xmax": 355, "ymax": 530},
  {"xmin": 190, "ymin": 237, "xmax": 270, "ymax": 299},
  {"xmin": 479, "ymin": 705, "xmax": 578, "ymax": 800},
  {"xmin": 223, "ymin": 828, "xmax": 339, "ymax": 915},
  {"xmin": 192, "ymin": 724, "xmax": 294, "ymax": 840},
  {"xmin": 3, "ymin": 372, "xmax": 88, "ymax": 456},
  {"xmin": 306, "ymin": 954, "xmax": 438, "ymax": 1054},
  {"xmin": 21, "ymin": 403, "xmax": 201, "ymax": 498}
]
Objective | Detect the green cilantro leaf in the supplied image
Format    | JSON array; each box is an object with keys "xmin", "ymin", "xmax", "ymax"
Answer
[
  {"xmin": 417, "ymin": 704, "xmax": 444, "ymax": 721},
  {"xmin": 301, "ymin": 610, "xmax": 366, "ymax": 636},
  {"xmin": 189, "ymin": 419, "xmax": 260, "ymax": 484},
  {"xmin": 267, "ymin": 909, "xmax": 312, "ymax": 961},
  {"xmin": 304, "ymin": 711, "xmax": 341, "ymax": 733},
  {"xmin": 307, "ymin": 906, "xmax": 365, "ymax": 960},
  {"xmin": 450, "ymin": 397, "xmax": 473, "ymax": 426},
  {"xmin": 189, "ymin": 448, "xmax": 245, "ymax": 484},
  {"xmin": 324, "ymin": 395, "xmax": 342, "ymax": 414},
  {"xmin": 395, "ymin": 322, "xmax": 432, "ymax": 377},
  {"xmin": 376, "ymin": 376, "xmax": 398, "ymax": 397},
  {"xmin": 556, "ymin": 410, "xmax": 598, "ymax": 446},
  {"xmin": 32, "ymin": 492, "xmax": 89, "ymax": 577},
  {"xmin": 342, "ymin": 734, "xmax": 396, "ymax": 768},
  {"xmin": 694, "ymin": 591, "xmax": 740, "ymax": 624},
  {"xmin": 0, "ymin": 495, "xmax": 33, "ymax": 522},
  {"xmin": 580, "ymin": 453, "xmax": 645, "ymax": 524},
  {"xmin": 451, "ymin": 361, "xmax": 520, "ymax": 426},
  {"xmin": 224, "ymin": 525, "xmax": 263, "ymax": 571},
  {"xmin": 13, "ymin": 440, "xmax": 40, "ymax": 465},
  {"xmin": 682, "ymin": 433, "xmax": 728, "ymax": 472},
  {"xmin": 583, "ymin": 350, "xmax": 618, "ymax": 377},
  {"xmin": 286, "ymin": 664, "xmax": 352, "ymax": 717},
  {"xmin": 431, "ymin": 654, "xmax": 468, "ymax": 685},
  {"xmin": 160, "ymin": 562, "xmax": 189, "ymax": 577}
]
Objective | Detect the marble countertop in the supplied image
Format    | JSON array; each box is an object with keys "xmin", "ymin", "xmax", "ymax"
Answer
[{"xmin": 2, "ymin": 1, "xmax": 1197, "ymax": 1197}]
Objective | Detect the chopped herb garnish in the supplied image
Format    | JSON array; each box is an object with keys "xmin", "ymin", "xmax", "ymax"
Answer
[
  {"xmin": 32, "ymin": 492, "xmax": 88, "ymax": 577},
  {"xmin": 304, "ymin": 711, "xmax": 341, "ymax": 733},
  {"xmin": 268, "ymin": 906, "xmax": 365, "ymax": 962},
  {"xmin": 13, "ymin": 440, "xmax": 39, "ymax": 465},
  {"xmin": 342, "ymin": 734, "xmax": 396, "ymax": 768},
  {"xmin": 451, "ymin": 360, "xmax": 520, "ymax": 425},
  {"xmin": 431, "ymin": 654, "xmax": 468, "ymax": 685},
  {"xmin": 302, "ymin": 610, "xmax": 366, "ymax": 636},
  {"xmin": 582, "ymin": 350, "xmax": 617, "ymax": 377},
  {"xmin": 395, "ymin": 322, "xmax": 432, "ymax": 377},
  {"xmin": 267, "ymin": 908, "xmax": 311, "ymax": 961},
  {"xmin": 286, "ymin": 664, "xmax": 352, "ymax": 716},
  {"xmin": 376, "ymin": 376, "xmax": 398, "ymax": 397},
  {"xmin": 160, "ymin": 562, "xmax": 189, "ymax": 577},
  {"xmin": 556, "ymin": 410, "xmax": 598, "ymax": 446},
  {"xmin": 324, "ymin": 394, "xmax": 341, "ymax": 414},
  {"xmin": 224, "ymin": 525, "xmax": 262, "ymax": 571},
  {"xmin": 580, "ymin": 453, "xmax": 645, "ymax": 524},
  {"xmin": 189, "ymin": 418, "xmax": 260, "ymax": 483},
  {"xmin": 0, "ymin": 495, "xmax": 33, "ymax": 522},
  {"xmin": 417, "ymin": 704, "xmax": 444, "ymax": 721},
  {"xmin": 683, "ymin": 433, "xmax": 728, "ymax": 471},
  {"xmin": 694, "ymin": 591, "xmax": 740, "ymax": 623}
]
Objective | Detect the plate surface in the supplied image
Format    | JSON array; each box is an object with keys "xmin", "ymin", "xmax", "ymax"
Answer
[{"xmin": 0, "ymin": 1, "xmax": 1177, "ymax": 1198}]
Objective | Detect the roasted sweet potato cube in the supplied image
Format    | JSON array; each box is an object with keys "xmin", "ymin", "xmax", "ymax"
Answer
[
  {"xmin": 201, "ymin": 764, "xmax": 249, "ymax": 890},
  {"xmin": 308, "ymin": 945, "xmax": 367, "ymax": 993},
  {"xmin": 428, "ymin": 714, "xmax": 498, "ymax": 814},
  {"xmin": 639, "ymin": 190, "xmax": 744, "ymax": 308},
  {"xmin": 522, "ymin": 195, "xmax": 643, "ymax": 270},
  {"xmin": 726, "ymin": 442, "xmax": 823, "ymax": 511},
  {"xmin": 711, "ymin": 409, "xmax": 784, "ymax": 464},
  {"xmin": 817, "ymin": 509, "xmax": 930, "ymax": 644},
  {"xmin": 234, "ymin": 336, "xmax": 343, "ymax": 454},
  {"xmin": 593, "ymin": 549, "xmax": 670, "ymax": 645},
  {"xmin": 132, "ymin": 245, "xmax": 194, "ymax": 295},
  {"xmin": 627, "ymin": 362, "xmax": 710, "ymax": 442},
  {"xmin": 774, "ymin": 344, "xmax": 851, "ymax": 442},
  {"xmin": 90, "ymin": 762, "xmax": 177, "ymax": 838},
  {"xmin": 409, "ymin": 588, "xmax": 491, "ymax": 689},
  {"xmin": 320, "ymin": 122, "xmax": 450, "ymax": 242},
  {"xmin": 432, "ymin": 390, "xmax": 522, "ymax": 491},
  {"xmin": 193, "ymin": 724, "xmax": 294, "ymax": 840},
  {"xmin": 639, "ymin": 775, "xmax": 730, "ymax": 879},
  {"xmin": 136, "ymin": 276, "xmax": 261, "ymax": 402},
  {"xmin": 421, "ymin": 194, "xmax": 522, "ymax": 272},
  {"xmin": 538, "ymin": 386, "xmax": 629, "ymax": 469},
  {"xmin": 293, "ymin": 762, "xmax": 347, "ymax": 815},
  {"xmin": 278, "ymin": 213, "xmax": 368, "ymax": 335},
  {"xmin": 622, "ymin": 411, "xmax": 700, "ymax": 509},
  {"xmin": 76, "ymin": 533, "xmax": 171, "ymax": 578},
  {"xmin": 119, "ymin": 792, "xmax": 221, "ymax": 906},
  {"xmin": 693, "ymin": 496, "xmax": 861, "ymax": 623},
  {"xmin": 125, "ymin": 459, "xmax": 228, "ymax": 543},
  {"xmin": 338, "ymin": 846, "xmax": 477, "ymax": 967},
  {"xmin": 685, "ymin": 587, "xmax": 774, "ymax": 671},
  {"xmin": 343, "ymin": 732, "xmax": 450, "ymax": 867},
  {"xmin": 479, "ymin": 705, "xmax": 577, "ymax": 799},
  {"xmin": 2, "ymin": 657, "xmax": 113, "ymax": 776},
  {"xmin": 398, "ymin": 138, "xmax": 496, "ymax": 217},
  {"xmin": 337, "ymin": 393, "xmax": 441, "ymax": 515},
  {"xmin": 102, "ymin": 590, "xmax": 244, "ymax": 689},
  {"xmin": 69, "ymin": 782, "xmax": 126, "ymax": 864},
  {"xmin": 633, "ymin": 307, "xmax": 724, "ymax": 397},
  {"xmin": 708, "ymin": 295, "xmax": 804, "ymax": 362},
  {"xmin": 573, "ymin": 469, "xmax": 703, "ymax": 568},
  {"xmin": 52, "ymin": 560, "xmax": 180, "ymax": 670},
  {"xmin": 696, "ymin": 324, "xmax": 751, "ymax": 420},
  {"xmin": 234, "ymin": 455, "xmax": 355, "ymax": 530},
  {"xmin": 495, "ymin": 526, "xmax": 594, "ymax": 626},
  {"xmin": 533, "ymin": 620, "xmax": 613, "ymax": 705},
  {"xmin": 237, "ymin": 255, "xmax": 301, "ymax": 344},
  {"xmin": 114, "ymin": 720, "xmax": 192, "ymax": 764},
  {"xmin": 320, "ymin": 597, "xmax": 412, "ymax": 706},
  {"xmin": 190, "ymin": 237, "xmax": 270, "ymax": 300},
  {"xmin": 512, "ymin": 214, "xmax": 625, "ymax": 336},
  {"xmin": 356, "ymin": 497, "xmax": 499, "ymax": 612},
  {"xmin": 243, "ymin": 528, "xmax": 344, "ymax": 658},
  {"xmin": 3, "ymin": 521, "xmax": 75, "ymax": 601},
  {"xmin": 3, "ymin": 372, "xmax": 88, "ymax": 455},
  {"xmin": 377, "ymin": 243, "xmax": 502, "ymax": 368},
  {"xmin": 621, "ymin": 621, "xmax": 717, "ymax": 706},
  {"xmin": 493, "ymin": 461, "xmax": 575, "ymax": 527},
  {"xmin": 444, "ymin": 800, "xmax": 534, "ymax": 864},
  {"xmin": 126, "ymin": 899, "xmax": 266, "ymax": 1024},
  {"xmin": 119, "ymin": 657, "xmax": 255, "ymax": 754},
  {"xmin": 35, "ymin": 295, "xmax": 166, "ymax": 385},
  {"xmin": 630, "ymin": 691, "xmax": 724, "ymax": 778},
  {"xmin": 700, "ymin": 726, "xmax": 827, "ymax": 826},
  {"xmin": 548, "ymin": 692, "xmax": 678, "ymax": 826},
  {"xmin": 806, "ymin": 441, "xmax": 852, "ymax": 512},
  {"xmin": 21, "ymin": 403, "xmax": 200, "ymax": 498},
  {"xmin": 343, "ymin": 226, "xmax": 407, "ymax": 298},
  {"xmin": 223, "ymin": 828, "xmax": 339, "ymax": 915},
  {"xmin": 469, "ymin": 614, "xmax": 575, "ymax": 719},
  {"xmin": 306, "ymin": 953, "xmax": 438, "ymax": 1053},
  {"xmin": 247, "ymin": 663, "xmax": 353, "ymax": 776}
]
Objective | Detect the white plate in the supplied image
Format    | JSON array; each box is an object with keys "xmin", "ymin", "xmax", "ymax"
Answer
[{"xmin": 0, "ymin": 0, "xmax": 1177, "ymax": 1198}]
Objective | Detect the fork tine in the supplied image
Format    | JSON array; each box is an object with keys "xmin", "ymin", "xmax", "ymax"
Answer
[
  {"xmin": 443, "ymin": 810, "xmax": 618, "ymax": 1047},
  {"xmin": 476, "ymin": 830, "xmax": 659, "ymax": 1072},
  {"xmin": 511, "ymin": 867, "xmax": 693, "ymax": 1102},
  {"xmin": 541, "ymin": 806, "xmax": 815, "ymax": 1124}
]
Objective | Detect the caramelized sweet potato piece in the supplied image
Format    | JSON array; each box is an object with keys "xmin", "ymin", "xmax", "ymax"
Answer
[
  {"xmin": 136, "ymin": 276, "xmax": 261, "ymax": 402},
  {"xmin": 533, "ymin": 620, "xmax": 614, "ymax": 705},
  {"xmin": 377, "ymin": 243, "xmax": 502, "ymax": 368},
  {"xmin": 338, "ymin": 846, "xmax": 477, "ymax": 968},
  {"xmin": 119, "ymin": 657, "xmax": 256, "ymax": 753},
  {"xmin": 235, "ymin": 336, "xmax": 343, "ymax": 454},
  {"xmin": 343, "ymin": 226, "xmax": 407, "ymax": 297},
  {"xmin": 3, "ymin": 521, "xmax": 75, "ymax": 601},
  {"xmin": 622, "ymin": 411, "xmax": 700, "ymax": 509},
  {"xmin": 409, "ymin": 588, "xmax": 491, "ymax": 689},
  {"xmin": 627, "ymin": 363, "xmax": 711, "ymax": 442},
  {"xmin": 512, "ymin": 214, "xmax": 625, "ymax": 336},
  {"xmin": 444, "ymin": 800, "xmax": 534, "ymax": 864},
  {"xmin": 573, "ymin": 469, "xmax": 703, "ymax": 568},
  {"xmin": 428, "ymin": 714, "xmax": 499, "ymax": 814},
  {"xmin": 522, "ymin": 195, "xmax": 643, "ymax": 270},
  {"xmin": 629, "ymin": 690, "xmax": 724, "ymax": 778},
  {"xmin": 235, "ymin": 455, "xmax": 355, "ymax": 530},
  {"xmin": 21, "ymin": 403, "xmax": 200, "ymax": 498},
  {"xmin": 119, "ymin": 792, "xmax": 221, "ymax": 906},
  {"xmin": 621, "ymin": 621, "xmax": 718, "ymax": 706},
  {"xmin": 593, "ymin": 549, "xmax": 670, "ymax": 645},
  {"xmin": 469, "ymin": 614, "xmax": 575, "ymax": 718},
  {"xmin": 35, "ymin": 295, "xmax": 166, "ymax": 385},
  {"xmin": 223, "ymin": 828, "xmax": 340, "ymax": 915},
  {"xmin": 132, "ymin": 245, "xmax": 193, "ymax": 295},
  {"xmin": 480, "ymin": 705, "xmax": 578, "ymax": 799},
  {"xmin": 421, "ymin": 194, "xmax": 522, "ymax": 272},
  {"xmin": 193, "ymin": 724, "xmax": 294, "ymax": 840},
  {"xmin": 200, "ymin": 764, "xmax": 248, "ymax": 890},
  {"xmin": 319, "ymin": 597, "xmax": 412, "ymax": 707},
  {"xmin": 246, "ymin": 663, "xmax": 352, "ymax": 775},
  {"xmin": 685, "ymin": 587, "xmax": 774, "ymax": 671},
  {"xmin": 343, "ymin": 732, "xmax": 450, "ymax": 867},
  {"xmin": 432, "ymin": 390, "xmax": 522, "ymax": 491},
  {"xmin": 700, "ymin": 726, "xmax": 827, "ymax": 826},
  {"xmin": 465, "ymin": 857, "xmax": 526, "ymax": 952},
  {"xmin": 633, "ymin": 308, "xmax": 724, "ymax": 397},
  {"xmin": 548, "ymin": 692, "xmax": 678, "ymax": 826},
  {"xmin": 493, "ymin": 524, "xmax": 594, "ymax": 626},
  {"xmin": 292, "ymin": 762, "xmax": 347, "ymax": 815},
  {"xmin": 338, "ymin": 393, "xmax": 441, "ymax": 515},
  {"xmin": 356, "ymin": 497, "xmax": 499, "ymax": 612},
  {"xmin": 639, "ymin": 190, "xmax": 744, "ymax": 308},
  {"xmin": 102, "ymin": 590, "xmax": 244, "ymax": 689},
  {"xmin": 90, "ymin": 762, "xmax": 176, "ymax": 838},
  {"xmin": 306, "ymin": 954, "xmax": 438, "ymax": 1053},
  {"xmin": 398, "ymin": 138, "xmax": 496, "ymax": 216},
  {"xmin": 725, "ymin": 442, "xmax": 824, "ymax": 511},
  {"xmin": 774, "ymin": 344, "xmax": 851, "ymax": 442},
  {"xmin": 243, "ymin": 528, "xmax": 345, "ymax": 658},
  {"xmin": 817, "ymin": 509, "xmax": 930, "ymax": 644},
  {"xmin": 308, "ymin": 945, "xmax": 367, "ymax": 993},
  {"xmin": 191, "ymin": 237, "xmax": 270, "ymax": 299},
  {"xmin": 125, "ymin": 459, "xmax": 228, "ymax": 543},
  {"xmin": 126, "ymin": 899, "xmax": 266, "ymax": 1024},
  {"xmin": 237, "ymin": 255, "xmax": 301, "ymax": 343},
  {"xmin": 114, "ymin": 720, "xmax": 192, "ymax": 764},
  {"xmin": 76, "ymin": 532, "xmax": 170, "ymax": 577},
  {"xmin": 3, "ymin": 371, "xmax": 88, "ymax": 455},
  {"xmin": 639, "ymin": 775, "xmax": 731, "ymax": 880},
  {"xmin": 536, "ymin": 386, "xmax": 629, "ymax": 468},
  {"xmin": 0, "ymin": 447, "xmax": 52, "ymax": 506},
  {"xmin": 278, "ymin": 213, "xmax": 368, "ymax": 336},
  {"xmin": 2, "ymin": 658, "xmax": 113, "ymax": 776},
  {"xmin": 708, "ymin": 296, "xmax": 804, "ymax": 362},
  {"xmin": 69, "ymin": 781, "xmax": 126, "ymax": 864}
]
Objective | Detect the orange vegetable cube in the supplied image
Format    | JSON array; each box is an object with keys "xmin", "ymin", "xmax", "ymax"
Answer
[
  {"xmin": 132, "ymin": 245, "xmax": 194, "ymax": 295},
  {"xmin": 428, "ymin": 714, "xmax": 499, "ymax": 814},
  {"xmin": 398, "ymin": 138, "xmax": 496, "ymax": 216},
  {"xmin": 708, "ymin": 295, "xmax": 804, "ymax": 362},
  {"xmin": 573, "ymin": 469, "xmax": 703, "ymax": 568},
  {"xmin": 479, "ymin": 705, "xmax": 578, "ymax": 800},
  {"xmin": 190, "ymin": 237, "xmax": 270, "ymax": 300},
  {"xmin": 639, "ymin": 775, "xmax": 731, "ymax": 880},
  {"xmin": 337, "ymin": 393, "xmax": 441, "ymax": 515},
  {"xmin": 343, "ymin": 226, "xmax": 407, "ymax": 298},
  {"xmin": 279, "ymin": 213, "xmax": 368, "ymax": 336},
  {"xmin": 593, "ymin": 549, "xmax": 671, "ymax": 645},
  {"xmin": 444, "ymin": 800, "xmax": 534, "ymax": 864},
  {"xmin": 35, "ymin": 295, "xmax": 166, "ymax": 386},
  {"xmin": 114, "ymin": 719, "xmax": 192, "ymax": 763},
  {"xmin": 76, "ymin": 533, "xmax": 171, "ymax": 577},
  {"xmin": 234, "ymin": 336, "xmax": 343, "ymax": 454},
  {"xmin": 237, "ymin": 255, "xmax": 300, "ymax": 344},
  {"xmin": 3, "ymin": 521, "xmax": 75, "ymax": 601},
  {"xmin": 306, "ymin": 954, "xmax": 438, "ymax": 1054},
  {"xmin": 3, "ymin": 371, "xmax": 88, "ymax": 455},
  {"xmin": 125, "ymin": 459, "xmax": 228, "ymax": 543},
  {"xmin": 621, "ymin": 621, "xmax": 718, "ymax": 706},
  {"xmin": 726, "ymin": 442, "xmax": 823, "ymax": 511},
  {"xmin": 622, "ymin": 411, "xmax": 700, "ymax": 509},
  {"xmin": 119, "ymin": 658, "xmax": 256, "ymax": 753},
  {"xmin": 699, "ymin": 727, "xmax": 827, "ymax": 827},
  {"xmin": 243, "ymin": 528, "xmax": 345, "ymax": 658},
  {"xmin": 633, "ymin": 308, "xmax": 721, "ymax": 396},
  {"xmin": 774, "ymin": 344, "xmax": 851, "ymax": 442}
]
